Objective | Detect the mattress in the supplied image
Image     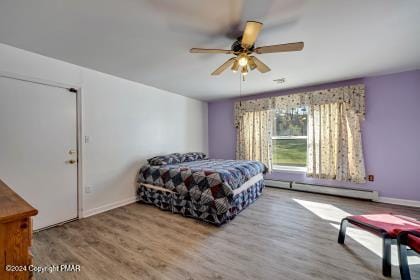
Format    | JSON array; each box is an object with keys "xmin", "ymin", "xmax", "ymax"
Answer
[
  {"xmin": 138, "ymin": 159, "xmax": 266, "ymax": 192},
  {"xmin": 141, "ymin": 172, "xmax": 264, "ymax": 196}
]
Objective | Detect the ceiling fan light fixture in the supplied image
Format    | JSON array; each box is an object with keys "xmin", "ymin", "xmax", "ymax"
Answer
[
  {"xmin": 241, "ymin": 65, "xmax": 248, "ymax": 76},
  {"xmin": 231, "ymin": 60, "xmax": 239, "ymax": 73},
  {"xmin": 238, "ymin": 55, "xmax": 248, "ymax": 67}
]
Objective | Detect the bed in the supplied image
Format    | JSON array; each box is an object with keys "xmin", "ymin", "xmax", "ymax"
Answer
[{"xmin": 136, "ymin": 153, "xmax": 267, "ymax": 225}]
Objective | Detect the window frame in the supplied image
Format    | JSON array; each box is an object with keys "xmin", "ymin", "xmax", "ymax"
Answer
[{"xmin": 271, "ymin": 112, "xmax": 308, "ymax": 173}]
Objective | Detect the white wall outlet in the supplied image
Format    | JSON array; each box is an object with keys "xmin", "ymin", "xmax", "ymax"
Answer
[
  {"xmin": 84, "ymin": 136, "xmax": 90, "ymax": 143},
  {"xmin": 85, "ymin": 186, "xmax": 92, "ymax": 194}
]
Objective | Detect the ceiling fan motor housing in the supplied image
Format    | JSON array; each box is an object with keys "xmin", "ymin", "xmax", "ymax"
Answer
[{"xmin": 231, "ymin": 39, "xmax": 254, "ymax": 53}]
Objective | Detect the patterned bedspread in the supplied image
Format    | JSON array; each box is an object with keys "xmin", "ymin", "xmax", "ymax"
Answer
[{"xmin": 137, "ymin": 159, "xmax": 267, "ymax": 212}]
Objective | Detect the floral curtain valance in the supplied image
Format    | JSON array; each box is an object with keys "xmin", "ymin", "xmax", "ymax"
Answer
[{"xmin": 234, "ymin": 84, "xmax": 365, "ymax": 127}]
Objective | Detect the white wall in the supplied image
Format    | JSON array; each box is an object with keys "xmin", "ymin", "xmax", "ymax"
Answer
[{"xmin": 0, "ymin": 43, "xmax": 208, "ymax": 216}]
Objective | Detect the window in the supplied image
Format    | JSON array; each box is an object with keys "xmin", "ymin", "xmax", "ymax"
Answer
[{"xmin": 272, "ymin": 107, "xmax": 307, "ymax": 172}]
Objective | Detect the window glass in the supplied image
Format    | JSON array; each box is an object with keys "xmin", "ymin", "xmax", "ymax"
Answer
[{"xmin": 273, "ymin": 107, "xmax": 307, "ymax": 137}]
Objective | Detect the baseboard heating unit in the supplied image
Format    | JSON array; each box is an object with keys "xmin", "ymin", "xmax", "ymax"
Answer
[{"xmin": 265, "ymin": 180, "xmax": 379, "ymax": 201}]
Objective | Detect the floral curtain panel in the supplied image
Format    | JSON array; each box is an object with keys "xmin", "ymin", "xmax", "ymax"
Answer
[
  {"xmin": 236, "ymin": 110, "xmax": 273, "ymax": 172},
  {"xmin": 234, "ymin": 84, "xmax": 366, "ymax": 183},
  {"xmin": 307, "ymin": 103, "xmax": 366, "ymax": 183}
]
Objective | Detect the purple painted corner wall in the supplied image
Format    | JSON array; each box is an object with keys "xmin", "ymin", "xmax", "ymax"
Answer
[{"xmin": 208, "ymin": 70, "xmax": 420, "ymax": 201}]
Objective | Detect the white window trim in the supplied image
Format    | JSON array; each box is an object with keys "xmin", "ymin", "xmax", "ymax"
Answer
[
  {"xmin": 272, "ymin": 165, "xmax": 307, "ymax": 173},
  {"xmin": 272, "ymin": 136, "xmax": 307, "ymax": 140}
]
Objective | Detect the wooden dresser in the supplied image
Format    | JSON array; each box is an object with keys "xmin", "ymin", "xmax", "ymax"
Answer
[{"xmin": 0, "ymin": 179, "xmax": 38, "ymax": 280}]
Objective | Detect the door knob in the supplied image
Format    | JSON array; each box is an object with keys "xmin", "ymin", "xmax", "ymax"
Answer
[{"xmin": 68, "ymin": 159, "xmax": 77, "ymax": 164}]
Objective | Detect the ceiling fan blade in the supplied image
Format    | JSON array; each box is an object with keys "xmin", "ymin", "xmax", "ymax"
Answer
[
  {"xmin": 241, "ymin": 21, "xmax": 263, "ymax": 48},
  {"xmin": 190, "ymin": 48, "xmax": 234, "ymax": 54},
  {"xmin": 250, "ymin": 56, "xmax": 270, "ymax": 73},
  {"xmin": 211, "ymin": 58, "xmax": 237, "ymax": 75},
  {"xmin": 254, "ymin": 42, "xmax": 304, "ymax": 54}
]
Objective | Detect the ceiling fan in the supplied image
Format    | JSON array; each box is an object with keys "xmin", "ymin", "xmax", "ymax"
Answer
[{"xmin": 190, "ymin": 21, "xmax": 304, "ymax": 76}]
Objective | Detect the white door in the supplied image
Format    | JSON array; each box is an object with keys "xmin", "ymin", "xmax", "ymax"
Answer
[{"xmin": 0, "ymin": 76, "xmax": 78, "ymax": 230}]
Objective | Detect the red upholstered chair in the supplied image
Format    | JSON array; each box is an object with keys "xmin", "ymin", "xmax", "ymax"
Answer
[
  {"xmin": 338, "ymin": 214, "xmax": 420, "ymax": 277},
  {"xmin": 397, "ymin": 231, "xmax": 420, "ymax": 280}
]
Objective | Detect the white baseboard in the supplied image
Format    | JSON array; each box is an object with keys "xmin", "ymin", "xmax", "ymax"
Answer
[
  {"xmin": 265, "ymin": 179, "xmax": 291, "ymax": 189},
  {"xmin": 377, "ymin": 197, "xmax": 420, "ymax": 208},
  {"xmin": 265, "ymin": 179, "xmax": 378, "ymax": 201},
  {"xmin": 265, "ymin": 179, "xmax": 420, "ymax": 208},
  {"xmin": 82, "ymin": 196, "xmax": 139, "ymax": 218},
  {"xmin": 79, "ymin": 193, "xmax": 420, "ymax": 219}
]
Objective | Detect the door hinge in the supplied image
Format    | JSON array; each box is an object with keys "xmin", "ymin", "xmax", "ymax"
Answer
[{"xmin": 68, "ymin": 88, "xmax": 78, "ymax": 93}]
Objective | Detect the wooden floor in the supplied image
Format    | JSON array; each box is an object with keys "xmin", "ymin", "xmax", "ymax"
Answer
[{"xmin": 33, "ymin": 188, "xmax": 420, "ymax": 280}]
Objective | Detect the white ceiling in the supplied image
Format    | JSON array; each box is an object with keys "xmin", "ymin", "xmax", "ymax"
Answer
[{"xmin": 0, "ymin": 0, "xmax": 419, "ymax": 101}]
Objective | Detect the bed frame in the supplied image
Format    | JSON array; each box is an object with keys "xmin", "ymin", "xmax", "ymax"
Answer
[{"xmin": 137, "ymin": 175, "xmax": 265, "ymax": 225}]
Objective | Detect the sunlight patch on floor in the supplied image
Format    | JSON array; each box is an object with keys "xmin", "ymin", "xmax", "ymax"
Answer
[
  {"xmin": 293, "ymin": 198, "xmax": 351, "ymax": 223},
  {"xmin": 293, "ymin": 198, "xmax": 420, "ymax": 266}
]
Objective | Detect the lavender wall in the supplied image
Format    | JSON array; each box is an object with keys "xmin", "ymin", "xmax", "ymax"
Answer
[{"xmin": 208, "ymin": 70, "xmax": 420, "ymax": 201}]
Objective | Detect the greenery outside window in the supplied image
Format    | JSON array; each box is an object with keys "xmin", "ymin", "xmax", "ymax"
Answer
[{"xmin": 272, "ymin": 107, "xmax": 307, "ymax": 172}]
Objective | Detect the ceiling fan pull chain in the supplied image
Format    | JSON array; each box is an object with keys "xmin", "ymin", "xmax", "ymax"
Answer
[{"xmin": 239, "ymin": 72, "xmax": 242, "ymax": 106}]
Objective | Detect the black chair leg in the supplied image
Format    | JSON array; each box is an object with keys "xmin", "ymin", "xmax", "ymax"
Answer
[
  {"xmin": 383, "ymin": 237, "xmax": 392, "ymax": 277},
  {"xmin": 338, "ymin": 219, "xmax": 348, "ymax": 244},
  {"xmin": 398, "ymin": 241, "xmax": 411, "ymax": 280}
]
